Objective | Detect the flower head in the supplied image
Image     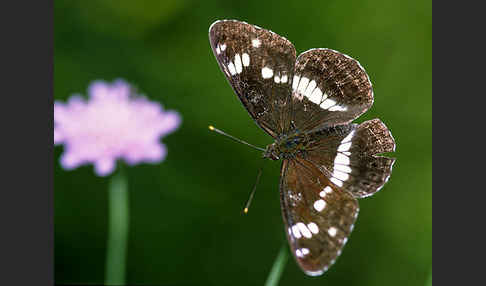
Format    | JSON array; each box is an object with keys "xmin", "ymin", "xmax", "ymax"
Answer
[{"xmin": 54, "ymin": 79, "xmax": 181, "ymax": 176}]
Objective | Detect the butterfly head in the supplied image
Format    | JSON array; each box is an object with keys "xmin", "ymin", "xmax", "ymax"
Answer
[{"xmin": 263, "ymin": 143, "xmax": 280, "ymax": 161}]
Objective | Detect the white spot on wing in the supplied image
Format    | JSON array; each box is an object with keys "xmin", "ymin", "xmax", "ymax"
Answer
[
  {"xmin": 292, "ymin": 225, "xmax": 302, "ymax": 239},
  {"xmin": 308, "ymin": 223, "xmax": 319, "ymax": 234},
  {"xmin": 292, "ymin": 75, "xmax": 300, "ymax": 91},
  {"xmin": 333, "ymin": 170, "xmax": 350, "ymax": 181},
  {"xmin": 338, "ymin": 142, "xmax": 352, "ymax": 152},
  {"xmin": 320, "ymin": 186, "xmax": 333, "ymax": 197},
  {"xmin": 301, "ymin": 248, "xmax": 310, "ymax": 255},
  {"xmin": 234, "ymin": 54, "xmax": 242, "ymax": 74},
  {"xmin": 242, "ymin": 53, "xmax": 250, "ymax": 67},
  {"xmin": 341, "ymin": 130, "xmax": 355, "ymax": 143},
  {"xmin": 296, "ymin": 249, "xmax": 303, "ymax": 257},
  {"xmin": 297, "ymin": 222, "xmax": 312, "ymax": 238},
  {"xmin": 281, "ymin": 75, "xmax": 288, "ymax": 83},
  {"xmin": 220, "ymin": 43, "xmax": 226, "ymax": 51},
  {"xmin": 334, "ymin": 153, "xmax": 350, "ymax": 165},
  {"xmin": 330, "ymin": 177, "xmax": 343, "ymax": 187},
  {"xmin": 321, "ymin": 92, "xmax": 328, "ymax": 101},
  {"xmin": 334, "ymin": 164, "xmax": 352, "ymax": 173},
  {"xmin": 328, "ymin": 227, "xmax": 338, "ymax": 237},
  {"xmin": 304, "ymin": 80, "xmax": 317, "ymax": 98},
  {"xmin": 309, "ymin": 87, "xmax": 323, "ymax": 104},
  {"xmin": 329, "ymin": 105, "xmax": 348, "ymax": 111},
  {"xmin": 274, "ymin": 75, "xmax": 280, "ymax": 83},
  {"xmin": 252, "ymin": 38, "xmax": 261, "ymax": 48},
  {"xmin": 216, "ymin": 45, "xmax": 221, "ymax": 54},
  {"xmin": 313, "ymin": 199, "xmax": 327, "ymax": 212},
  {"xmin": 297, "ymin": 77, "xmax": 309, "ymax": 94},
  {"xmin": 324, "ymin": 186, "xmax": 333, "ymax": 194},
  {"xmin": 308, "ymin": 90, "xmax": 322, "ymax": 105},
  {"xmin": 320, "ymin": 98, "xmax": 336, "ymax": 109},
  {"xmin": 227, "ymin": 61, "xmax": 236, "ymax": 75},
  {"xmin": 261, "ymin": 67, "xmax": 274, "ymax": 79}
]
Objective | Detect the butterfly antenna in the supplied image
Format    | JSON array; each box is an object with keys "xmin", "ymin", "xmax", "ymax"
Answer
[
  {"xmin": 243, "ymin": 168, "xmax": 263, "ymax": 214},
  {"xmin": 208, "ymin": 125, "xmax": 266, "ymax": 152}
]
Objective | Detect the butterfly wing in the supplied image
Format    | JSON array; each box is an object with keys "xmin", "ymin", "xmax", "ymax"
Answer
[
  {"xmin": 209, "ymin": 20, "xmax": 296, "ymax": 138},
  {"xmin": 290, "ymin": 48, "xmax": 374, "ymax": 132},
  {"xmin": 280, "ymin": 119, "xmax": 394, "ymax": 275},
  {"xmin": 304, "ymin": 119, "xmax": 396, "ymax": 198},
  {"xmin": 280, "ymin": 158, "xmax": 359, "ymax": 276}
]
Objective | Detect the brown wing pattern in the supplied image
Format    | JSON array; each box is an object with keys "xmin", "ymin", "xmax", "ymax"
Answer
[
  {"xmin": 209, "ymin": 20, "xmax": 296, "ymax": 137},
  {"xmin": 280, "ymin": 158, "xmax": 359, "ymax": 276},
  {"xmin": 304, "ymin": 119, "xmax": 396, "ymax": 198},
  {"xmin": 290, "ymin": 49, "xmax": 374, "ymax": 132}
]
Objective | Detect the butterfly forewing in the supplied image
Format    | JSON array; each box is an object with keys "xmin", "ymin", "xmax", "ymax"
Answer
[
  {"xmin": 304, "ymin": 119, "xmax": 396, "ymax": 198},
  {"xmin": 280, "ymin": 158, "xmax": 359, "ymax": 276},
  {"xmin": 291, "ymin": 49, "xmax": 374, "ymax": 132},
  {"xmin": 209, "ymin": 20, "xmax": 296, "ymax": 137}
]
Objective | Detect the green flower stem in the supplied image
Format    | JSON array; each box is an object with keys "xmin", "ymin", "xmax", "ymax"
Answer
[
  {"xmin": 105, "ymin": 167, "xmax": 129, "ymax": 285},
  {"xmin": 264, "ymin": 243, "xmax": 289, "ymax": 286},
  {"xmin": 425, "ymin": 268, "xmax": 432, "ymax": 286}
]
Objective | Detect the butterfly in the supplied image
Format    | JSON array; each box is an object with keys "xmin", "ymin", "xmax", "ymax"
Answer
[{"xmin": 208, "ymin": 19, "xmax": 396, "ymax": 276}]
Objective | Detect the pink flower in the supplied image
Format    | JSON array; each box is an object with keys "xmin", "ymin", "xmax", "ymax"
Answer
[{"xmin": 54, "ymin": 79, "xmax": 181, "ymax": 176}]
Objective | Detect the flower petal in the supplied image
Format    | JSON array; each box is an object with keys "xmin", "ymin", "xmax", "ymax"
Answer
[
  {"xmin": 54, "ymin": 101, "xmax": 68, "ymax": 123},
  {"xmin": 54, "ymin": 128, "xmax": 63, "ymax": 144},
  {"xmin": 159, "ymin": 110, "xmax": 182, "ymax": 136},
  {"xmin": 94, "ymin": 158, "xmax": 116, "ymax": 176},
  {"xmin": 67, "ymin": 95, "xmax": 85, "ymax": 109},
  {"xmin": 60, "ymin": 152, "xmax": 83, "ymax": 170},
  {"xmin": 111, "ymin": 79, "xmax": 131, "ymax": 100},
  {"xmin": 145, "ymin": 143, "xmax": 167, "ymax": 163},
  {"xmin": 88, "ymin": 81, "xmax": 110, "ymax": 100}
]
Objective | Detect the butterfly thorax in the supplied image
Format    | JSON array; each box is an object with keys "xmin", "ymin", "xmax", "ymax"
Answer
[{"xmin": 263, "ymin": 133, "xmax": 310, "ymax": 161}]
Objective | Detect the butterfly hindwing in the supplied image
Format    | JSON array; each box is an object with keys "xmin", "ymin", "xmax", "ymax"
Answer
[
  {"xmin": 304, "ymin": 119, "xmax": 396, "ymax": 198},
  {"xmin": 209, "ymin": 20, "xmax": 296, "ymax": 137},
  {"xmin": 280, "ymin": 158, "xmax": 359, "ymax": 276},
  {"xmin": 291, "ymin": 49, "xmax": 374, "ymax": 132}
]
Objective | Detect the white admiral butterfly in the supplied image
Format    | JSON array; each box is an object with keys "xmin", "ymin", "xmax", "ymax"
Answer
[{"xmin": 209, "ymin": 20, "xmax": 396, "ymax": 276}]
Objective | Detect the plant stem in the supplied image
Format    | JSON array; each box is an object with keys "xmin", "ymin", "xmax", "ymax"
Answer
[
  {"xmin": 105, "ymin": 167, "xmax": 129, "ymax": 285},
  {"xmin": 264, "ymin": 243, "xmax": 289, "ymax": 286},
  {"xmin": 425, "ymin": 268, "xmax": 432, "ymax": 286}
]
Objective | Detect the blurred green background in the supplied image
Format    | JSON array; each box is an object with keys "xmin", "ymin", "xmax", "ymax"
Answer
[{"xmin": 54, "ymin": 0, "xmax": 431, "ymax": 285}]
